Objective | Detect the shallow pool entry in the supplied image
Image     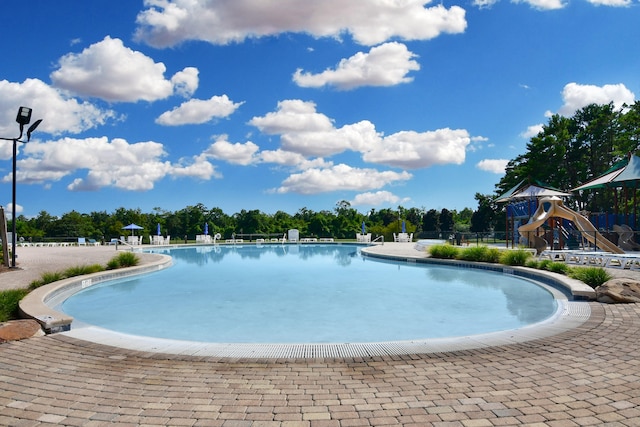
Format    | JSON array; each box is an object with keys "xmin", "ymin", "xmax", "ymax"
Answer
[{"xmin": 61, "ymin": 244, "xmax": 558, "ymax": 343}]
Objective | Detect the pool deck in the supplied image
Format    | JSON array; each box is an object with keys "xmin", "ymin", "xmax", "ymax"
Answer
[{"xmin": 2, "ymin": 243, "xmax": 640, "ymax": 425}]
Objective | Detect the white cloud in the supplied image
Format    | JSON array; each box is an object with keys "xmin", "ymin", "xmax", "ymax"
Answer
[
  {"xmin": 250, "ymin": 99, "xmax": 471, "ymax": 169},
  {"xmin": 1, "ymin": 136, "xmax": 219, "ymax": 191},
  {"xmin": 351, "ymin": 191, "xmax": 408, "ymax": 206},
  {"xmin": 204, "ymin": 136, "xmax": 260, "ymax": 165},
  {"xmin": 3, "ymin": 203, "xmax": 23, "ymax": 217},
  {"xmin": 259, "ymin": 149, "xmax": 333, "ymax": 170},
  {"xmin": 512, "ymin": 0, "xmax": 566, "ymax": 9},
  {"xmin": 558, "ymin": 82, "xmax": 635, "ymax": 116},
  {"xmin": 275, "ymin": 164, "xmax": 412, "ymax": 194},
  {"xmin": 0, "ymin": 78, "xmax": 117, "ymax": 141},
  {"xmin": 476, "ymin": 159, "xmax": 509, "ymax": 174},
  {"xmin": 156, "ymin": 95, "xmax": 244, "ymax": 125},
  {"xmin": 171, "ymin": 153, "xmax": 221, "ymax": 180},
  {"xmin": 50, "ymin": 36, "xmax": 199, "ymax": 102},
  {"xmin": 135, "ymin": 0, "xmax": 466, "ymax": 47},
  {"xmin": 520, "ymin": 124, "xmax": 544, "ymax": 139},
  {"xmin": 472, "ymin": 0, "xmax": 499, "ymax": 7},
  {"xmin": 587, "ymin": 0, "xmax": 631, "ymax": 5},
  {"xmin": 363, "ymin": 128, "xmax": 471, "ymax": 169},
  {"xmin": 171, "ymin": 67, "xmax": 199, "ymax": 97},
  {"xmin": 250, "ymin": 100, "xmax": 379, "ymax": 157},
  {"xmin": 293, "ymin": 42, "xmax": 420, "ymax": 90}
]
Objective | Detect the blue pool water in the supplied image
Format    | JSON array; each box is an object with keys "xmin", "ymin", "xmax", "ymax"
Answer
[{"xmin": 61, "ymin": 244, "xmax": 558, "ymax": 343}]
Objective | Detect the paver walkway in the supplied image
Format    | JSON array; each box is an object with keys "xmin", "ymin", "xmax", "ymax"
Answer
[{"xmin": 1, "ymin": 243, "xmax": 640, "ymax": 426}]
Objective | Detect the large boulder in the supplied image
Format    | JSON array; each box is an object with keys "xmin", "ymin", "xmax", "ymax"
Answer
[
  {"xmin": 0, "ymin": 319, "xmax": 45, "ymax": 343},
  {"xmin": 596, "ymin": 278, "xmax": 640, "ymax": 303}
]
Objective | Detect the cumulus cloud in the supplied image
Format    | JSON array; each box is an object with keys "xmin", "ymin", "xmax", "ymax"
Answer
[
  {"xmin": 476, "ymin": 159, "xmax": 509, "ymax": 174},
  {"xmin": 0, "ymin": 78, "xmax": 117, "ymax": 141},
  {"xmin": 1, "ymin": 137, "xmax": 219, "ymax": 191},
  {"xmin": 156, "ymin": 95, "xmax": 244, "ymax": 125},
  {"xmin": 520, "ymin": 124, "xmax": 544, "ymax": 139},
  {"xmin": 204, "ymin": 136, "xmax": 260, "ymax": 165},
  {"xmin": 135, "ymin": 0, "xmax": 466, "ymax": 47},
  {"xmin": 587, "ymin": 0, "xmax": 631, "ymax": 5},
  {"xmin": 274, "ymin": 164, "xmax": 412, "ymax": 194},
  {"xmin": 472, "ymin": 0, "xmax": 499, "ymax": 7},
  {"xmin": 50, "ymin": 36, "xmax": 199, "ymax": 102},
  {"xmin": 350, "ymin": 191, "xmax": 409, "ymax": 207},
  {"xmin": 250, "ymin": 99, "xmax": 471, "ymax": 169},
  {"xmin": 363, "ymin": 129, "xmax": 471, "ymax": 169},
  {"xmin": 3, "ymin": 203, "xmax": 23, "ymax": 217},
  {"xmin": 558, "ymin": 82, "xmax": 635, "ymax": 116},
  {"xmin": 171, "ymin": 67, "xmax": 199, "ymax": 97},
  {"xmin": 259, "ymin": 149, "xmax": 333, "ymax": 170},
  {"xmin": 293, "ymin": 42, "xmax": 420, "ymax": 90},
  {"xmin": 512, "ymin": 0, "xmax": 566, "ymax": 9},
  {"xmin": 249, "ymin": 100, "xmax": 378, "ymax": 157}
]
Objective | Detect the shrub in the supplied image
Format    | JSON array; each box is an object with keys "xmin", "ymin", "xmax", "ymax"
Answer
[
  {"xmin": 107, "ymin": 252, "xmax": 140, "ymax": 269},
  {"xmin": 568, "ymin": 267, "xmax": 612, "ymax": 289},
  {"xmin": 428, "ymin": 244, "xmax": 460, "ymax": 259},
  {"xmin": 537, "ymin": 259, "xmax": 553, "ymax": 270},
  {"xmin": 547, "ymin": 262, "xmax": 570, "ymax": 275},
  {"xmin": 29, "ymin": 271, "xmax": 65, "ymax": 290},
  {"xmin": 0, "ymin": 289, "xmax": 30, "ymax": 322},
  {"xmin": 458, "ymin": 245, "xmax": 501, "ymax": 263},
  {"xmin": 500, "ymin": 249, "xmax": 532, "ymax": 266},
  {"xmin": 525, "ymin": 259, "xmax": 540, "ymax": 269},
  {"xmin": 63, "ymin": 264, "xmax": 104, "ymax": 278}
]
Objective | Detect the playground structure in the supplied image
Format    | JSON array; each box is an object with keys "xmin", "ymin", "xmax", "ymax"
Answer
[{"xmin": 518, "ymin": 196, "xmax": 624, "ymax": 255}]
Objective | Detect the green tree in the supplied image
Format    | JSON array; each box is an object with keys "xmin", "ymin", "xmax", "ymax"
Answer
[
  {"xmin": 439, "ymin": 209, "xmax": 454, "ymax": 233},
  {"xmin": 470, "ymin": 193, "xmax": 496, "ymax": 233},
  {"xmin": 422, "ymin": 209, "xmax": 439, "ymax": 235}
]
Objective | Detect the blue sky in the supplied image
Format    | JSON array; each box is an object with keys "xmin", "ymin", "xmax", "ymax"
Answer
[{"xmin": 1, "ymin": 0, "xmax": 638, "ymax": 218}]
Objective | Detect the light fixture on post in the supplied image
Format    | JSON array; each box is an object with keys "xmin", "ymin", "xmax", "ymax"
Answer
[{"xmin": 1, "ymin": 106, "xmax": 42, "ymax": 268}]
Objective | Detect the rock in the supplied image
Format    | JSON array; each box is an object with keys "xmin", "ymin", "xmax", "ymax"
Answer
[
  {"xmin": 0, "ymin": 319, "xmax": 45, "ymax": 343},
  {"xmin": 596, "ymin": 278, "xmax": 640, "ymax": 303}
]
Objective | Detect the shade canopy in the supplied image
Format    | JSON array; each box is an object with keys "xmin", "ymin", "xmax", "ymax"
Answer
[
  {"xmin": 571, "ymin": 156, "xmax": 632, "ymax": 191},
  {"xmin": 122, "ymin": 223, "xmax": 143, "ymax": 236},
  {"xmin": 496, "ymin": 181, "xmax": 570, "ymax": 203},
  {"xmin": 122, "ymin": 223, "xmax": 143, "ymax": 230}
]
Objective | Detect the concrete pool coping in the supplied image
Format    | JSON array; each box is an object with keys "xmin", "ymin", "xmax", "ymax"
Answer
[{"xmin": 16, "ymin": 242, "xmax": 596, "ymax": 359}]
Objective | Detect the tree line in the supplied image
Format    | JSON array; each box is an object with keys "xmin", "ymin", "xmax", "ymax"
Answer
[{"xmin": 10, "ymin": 201, "xmax": 479, "ymax": 243}]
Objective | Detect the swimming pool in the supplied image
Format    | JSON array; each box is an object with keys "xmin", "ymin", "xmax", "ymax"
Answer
[{"xmin": 61, "ymin": 244, "xmax": 559, "ymax": 344}]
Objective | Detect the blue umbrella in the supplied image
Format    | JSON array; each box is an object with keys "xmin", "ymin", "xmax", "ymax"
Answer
[
  {"xmin": 204, "ymin": 222, "xmax": 209, "ymax": 235},
  {"xmin": 122, "ymin": 223, "xmax": 143, "ymax": 236},
  {"xmin": 401, "ymin": 220, "xmax": 406, "ymax": 233},
  {"xmin": 157, "ymin": 223, "xmax": 161, "ymax": 236},
  {"xmin": 361, "ymin": 221, "xmax": 366, "ymax": 234}
]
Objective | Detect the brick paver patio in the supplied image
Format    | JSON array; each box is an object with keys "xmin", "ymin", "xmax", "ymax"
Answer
[
  {"xmin": 2, "ymin": 244, "xmax": 640, "ymax": 425},
  {"xmin": 1, "ymin": 301, "xmax": 640, "ymax": 426}
]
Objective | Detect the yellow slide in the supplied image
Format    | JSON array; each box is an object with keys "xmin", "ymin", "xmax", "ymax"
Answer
[{"xmin": 518, "ymin": 196, "xmax": 624, "ymax": 254}]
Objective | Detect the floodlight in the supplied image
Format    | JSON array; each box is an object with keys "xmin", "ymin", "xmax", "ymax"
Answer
[{"xmin": 16, "ymin": 106, "xmax": 32, "ymax": 126}]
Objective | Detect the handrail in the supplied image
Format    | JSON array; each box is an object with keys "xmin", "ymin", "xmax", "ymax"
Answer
[
  {"xmin": 372, "ymin": 235, "xmax": 384, "ymax": 245},
  {"xmin": 116, "ymin": 239, "xmax": 136, "ymax": 251}
]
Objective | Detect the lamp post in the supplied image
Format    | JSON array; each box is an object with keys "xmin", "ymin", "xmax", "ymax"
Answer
[{"xmin": 1, "ymin": 107, "xmax": 42, "ymax": 268}]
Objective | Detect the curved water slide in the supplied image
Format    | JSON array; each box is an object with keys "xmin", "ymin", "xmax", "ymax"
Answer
[{"xmin": 518, "ymin": 196, "xmax": 624, "ymax": 254}]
